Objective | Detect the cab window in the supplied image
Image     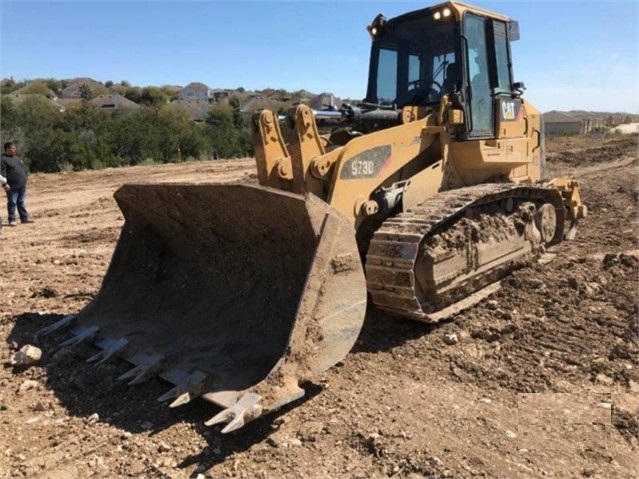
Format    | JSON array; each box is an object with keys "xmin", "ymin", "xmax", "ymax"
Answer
[
  {"xmin": 464, "ymin": 12, "xmax": 494, "ymax": 136},
  {"xmin": 493, "ymin": 21, "xmax": 511, "ymax": 93},
  {"xmin": 376, "ymin": 48, "xmax": 398, "ymax": 104}
]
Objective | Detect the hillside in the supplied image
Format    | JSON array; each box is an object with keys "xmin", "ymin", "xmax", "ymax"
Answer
[
  {"xmin": 0, "ymin": 76, "xmax": 351, "ymax": 111},
  {"xmin": 4, "ymin": 76, "xmax": 638, "ymax": 118}
]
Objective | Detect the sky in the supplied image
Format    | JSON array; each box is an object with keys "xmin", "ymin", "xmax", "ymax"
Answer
[{"xmin": 0, "ymin": 0, "xmax": 637, "ymax": 113}]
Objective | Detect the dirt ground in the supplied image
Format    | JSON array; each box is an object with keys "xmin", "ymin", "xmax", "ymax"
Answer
[{"xmin": 0, "ymin": 133, "xmax": 637, "ymax": 479}]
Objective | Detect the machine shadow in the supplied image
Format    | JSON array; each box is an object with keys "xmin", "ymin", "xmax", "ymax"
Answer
[
  {"xmin": 7, "ymin": 305, "xmax": 444, "ymax": 474},
  {"xmin": 351, "ymin": 304, "xmax": 443, "ymax": 354}
]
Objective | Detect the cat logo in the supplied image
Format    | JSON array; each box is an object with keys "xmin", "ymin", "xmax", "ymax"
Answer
[{"xmin": 502, "ymin": 101, "xmax": 516, "ymax": 120}]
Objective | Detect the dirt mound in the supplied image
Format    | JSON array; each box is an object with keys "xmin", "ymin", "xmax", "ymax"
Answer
[
  {"xmin": 0, "ymin": 138, "xmax": 637, "ymax": 478},
  {"xmin": 547, "ymin": 136, "xmax": 637, "ymax": 165},
  {"xmin": 444, "ymin": 252, "xmax": 638, "ymax": 448}
]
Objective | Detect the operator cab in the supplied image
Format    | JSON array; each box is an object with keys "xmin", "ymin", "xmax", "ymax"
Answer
[{"xmin": 365, "ymin": 1, "xmax": 522, "ymax": 138}]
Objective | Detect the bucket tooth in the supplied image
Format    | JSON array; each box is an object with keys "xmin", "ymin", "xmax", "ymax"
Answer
[
  {"xmin": 566, "ymin": 218, "xmax": 579, "ymax": 241},
  {"xmin": 202, "ymin": 390, "xmax": 241, "ymax": 409},
  {"xmin": 270, "ymin": 386, "xmax": 306, "ymax": 410},
  {"xmin": 86, "ymin": 338, "xmax": 129, "ymax": 365},
  {"xmin": 205, "ymin": 409, "xmax": 232, "ymax": 428},
  {"xmin": 204, "ymin": 392, "xmax": 263, "ymax": 433},
  {"xmin": 156, "ymin": 370, "xmax": 208, "ymax": 407},
  {"xmin": 118, "ymin": 353, "xmax": 165, "ymax": 385},
  {"xmin": 58, "ymin": 325, "xmax": 99, "ymax": 348},
  {"xmin": 37, "ymin": 315, "xmax": 76, "ymax": 337}
]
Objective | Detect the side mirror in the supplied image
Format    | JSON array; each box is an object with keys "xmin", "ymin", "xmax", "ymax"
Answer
[
  {"xmin": 512, "ymin": 82, "xmax": 526, "ymax": 94},
  {"xmin": 508, "ymin": 21, "xmax": 520, "ymax": 41}
]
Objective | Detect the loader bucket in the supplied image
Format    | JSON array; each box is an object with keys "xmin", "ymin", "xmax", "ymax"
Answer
[{"xmin": 45, "ymin": 183, "xmax": 366, "ymax": 431}]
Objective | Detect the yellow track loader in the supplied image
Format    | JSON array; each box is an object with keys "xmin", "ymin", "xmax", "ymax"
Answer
[{"xmin": 41, "ymin": 1, "xmax": 586, "ymax": 432}]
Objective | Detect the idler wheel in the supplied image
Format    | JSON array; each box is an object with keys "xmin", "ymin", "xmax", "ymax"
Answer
[{"xmin": 535, "ymin": 203, "xmax": 557, "ymax": 243}]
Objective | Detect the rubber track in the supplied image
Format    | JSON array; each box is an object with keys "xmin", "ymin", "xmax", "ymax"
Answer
[{"xmin": 365, "ymin": 183, "xmax": 564, "ymax": 321}]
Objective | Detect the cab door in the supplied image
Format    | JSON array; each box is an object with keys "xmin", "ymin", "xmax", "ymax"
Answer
[{"xmin": 463, "ymin": 12, "xmax": 494, "ymax": 137}]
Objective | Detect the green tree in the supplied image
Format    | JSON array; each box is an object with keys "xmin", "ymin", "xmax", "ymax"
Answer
[
  {"xmin": 78, "ymin": 83, "xmax": 95, "ymax": 100},
  {"xmin": 15, "ymin": 95, "xmax": 60, "ymax": 132},
  {"xmin": 22, "ymin": 128, "xmax": 91, "ymax": 172},
  {"xmin": 3, "ymin": 81, "xmax": 257, "ymax": 171},
  {"xmin": 139, "ymin": 87, "xmax": 168, "ymax": 107},
  {"xmin": 123, "ymin": 86, "xmax": 142, "ymax": 104},
  {"xmin": 23, "ymin": 127, "xmax": 65, "ymax": 172},
  {"xmin": 60, "ymin": 101, "xmax": 102, "ymax": 132},
  {"xmin": 0, "ymin": 78, "xmax": 26, "ymax": 94},
  {"xmin": 44, "ymin": 78, "xmax": 63, "ymax": 94},
  {"xmin": 109, "ymin": 83, "xmax": 128, "ymax": 96},
  {"xmin": 0, "ymin": 96, "xmax": 19, "ymax": 131},
  {"xmin": 18, "ymin": 81, "xmax": 54, "ymax": 97},
  {"xmin": 160, "ymin": 86, "xmax": 180, "ymax": 101},
  {"xmin": 0, "ymin": 96, "xmax": 22, "ymax": 147},
  {"xmin": 205, "ymin": 104, "xmax": 252, "ymax": 159}
]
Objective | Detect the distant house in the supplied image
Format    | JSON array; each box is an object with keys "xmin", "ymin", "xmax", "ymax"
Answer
[
  {"xmin": 543, "ymin": 111, "xmax": 583, "ymax": 135},
  {"xmin": 308, "ymin": 92, "xmax": 342, "ymax": 111},
  {"xmin": 167, "ymin": 99, "xmax": 212, "ymax": 122},
  {"xmin": 179, "ymin": 82, "xmax": 215, "ymax": 102},
  {"xmin": 90, "ymin": 94, "xmax": 140, "ymax": 110},
  {"xmin": 239, "ymin": 96, "xmax": 281, "ymax": 113}
]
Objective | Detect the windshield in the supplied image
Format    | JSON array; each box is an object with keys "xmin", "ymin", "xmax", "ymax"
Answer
[{"xmin": 367, "ymin": 13, "xmax": 457, "ymax": 107}]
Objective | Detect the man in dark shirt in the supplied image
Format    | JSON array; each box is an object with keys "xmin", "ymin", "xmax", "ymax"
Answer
[
  {"xmin": 0, "ymin": 172, "xmax": 7, "ymax": 232},
  {"xmin": 1, "ymin": 141, "xmax": 33, "ymax": 226}
]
